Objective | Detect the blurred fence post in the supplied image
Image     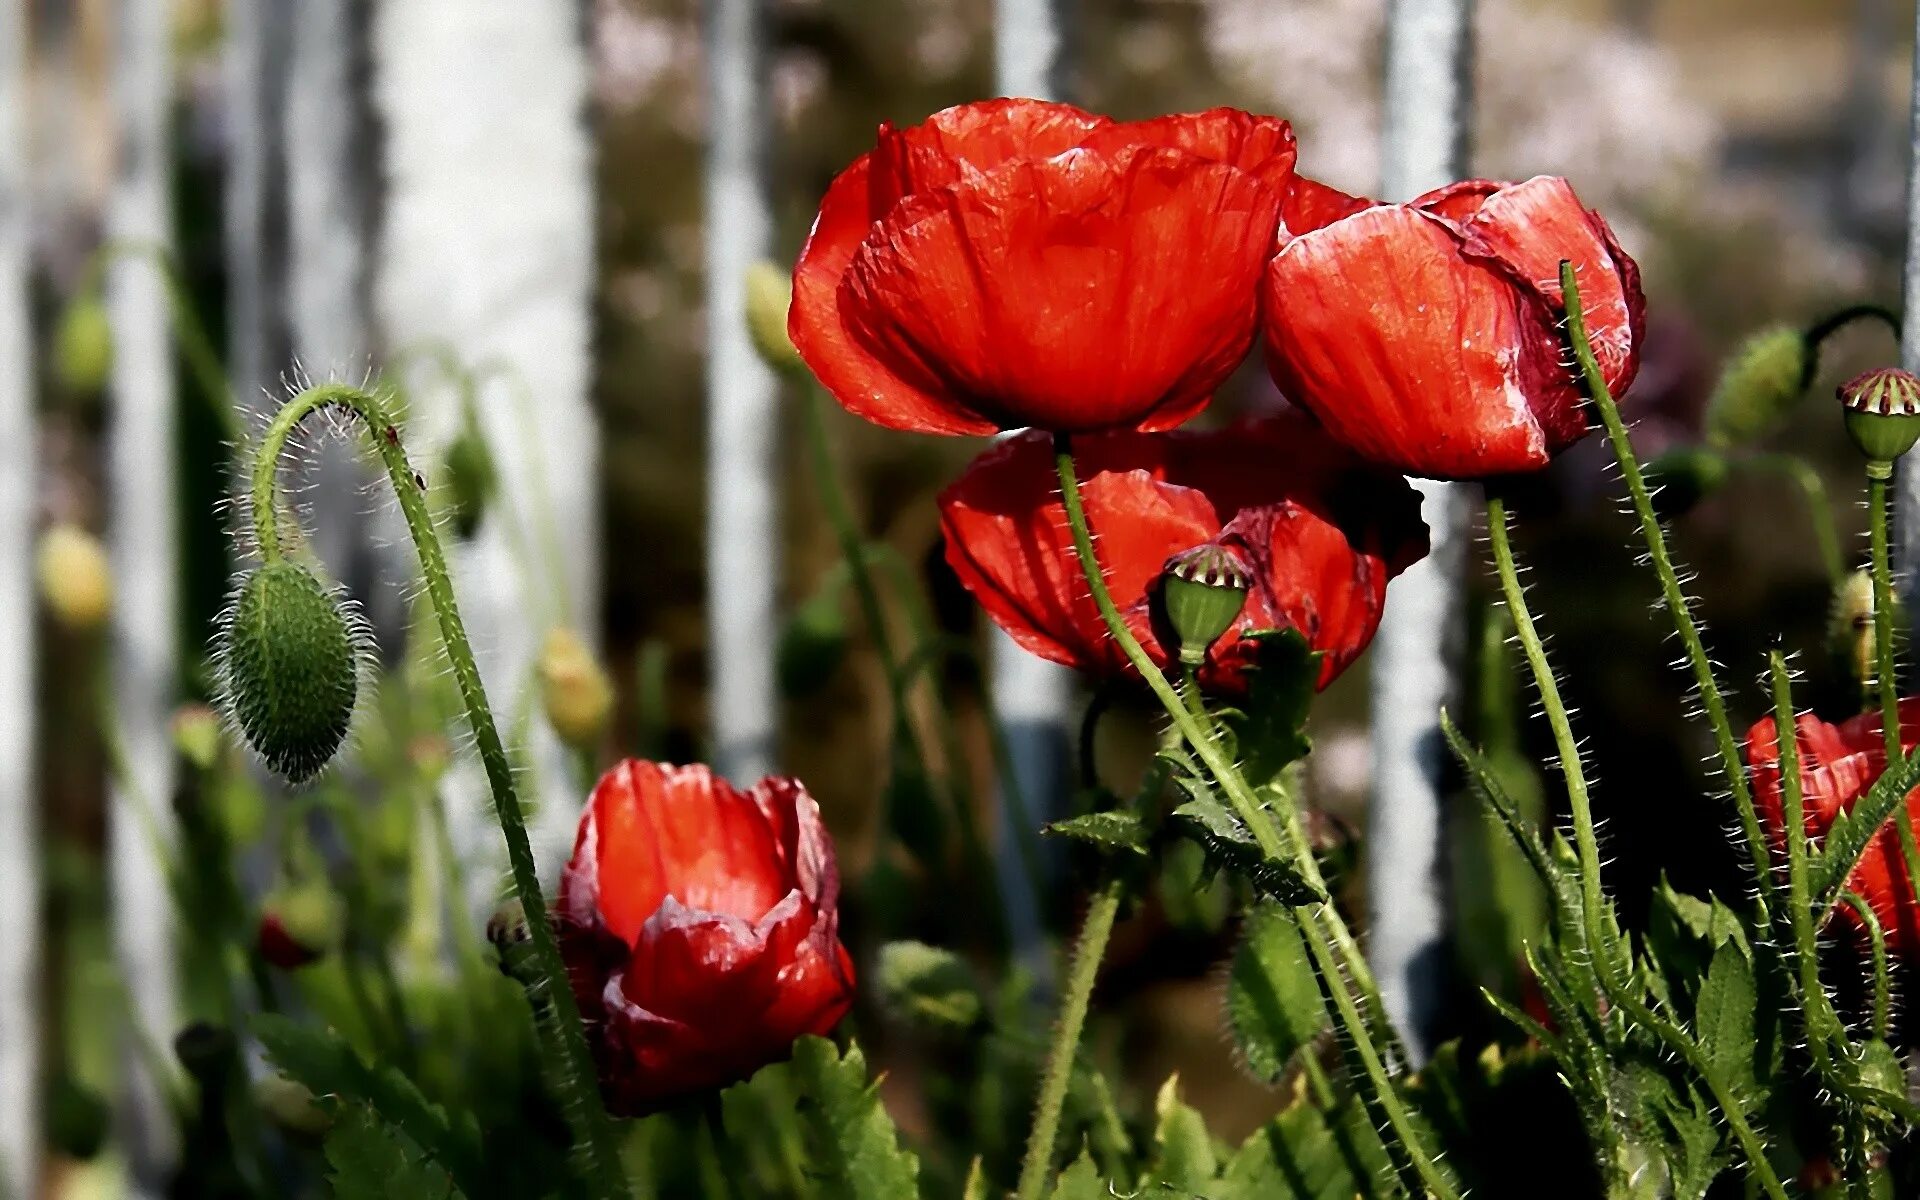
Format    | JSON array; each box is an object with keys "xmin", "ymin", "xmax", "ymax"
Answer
[
  {"xmin": 107, "ymin": 0, "xmax": 181, "ymax": 1186},
  {"xmin": 1370, "ymin": 0, "xmax": 1475, "ymax": 1065},
  {"xmin": 704, "ymin": 0, "xmax": 780, "ymax": 785},
  {"xmin": 1898, "ymin": 0, "xmax": 1920, "ymax": 596},
  {"xmin": 0, "ymin": 0, "xmax": 38, "ymax": 1190},
  {"xmin": 372, "ymin": 0, "xmax": 599, "ymax": 900},
  {"xmin": 991, "ymin": 0, "xmax": 1076, "ymax": 968}
]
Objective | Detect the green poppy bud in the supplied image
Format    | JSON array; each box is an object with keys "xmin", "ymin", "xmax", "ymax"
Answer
[
  {"xmin": 441, "ymin": 423, "xmax": 496, "ymax": 540},
  {"xmin": 488, "ymin": 898, "xmax": 537, "ymax": 982},
  {"xmin": 1159, "ymin": 544, "xmax": 1251, "ymax": 667},
  {"xmin": 217, "ymin": 560, "xmax": 362, "ymax": 784},
  {"xmin": 777, "ymin": 577, "xmax": 850, "ymax": 697},
  {"xmin": 54, "ymin": 294, "xmax": 113, "ymax": 399},
  {"xmin": 1643, "ymin": 446, "xmax": 1730, "ymax": 520},
  {"xmin": 745, "ymin": 260, "xmax": 806, "ymax": 378},
  {"xmin": 1839, "ymin": 367, "xmax": 1920, "ymax": 471},
  {"xmin": 1703, "ymin": 325, "xmax": 1812, "ymax": 447}
]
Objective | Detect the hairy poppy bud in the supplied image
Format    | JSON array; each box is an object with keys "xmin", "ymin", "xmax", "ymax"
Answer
[
  {"xmin": 54, "ymin": 294, "xmax": 113, "ymax": 398},
  {"xmin": 441, "ymin": 423, "xmax": 496, "ymax": 540},
  {"xmin": 1832, "ymin": 569, "xmax": 1880, "ymax": 693},
  {"xmin": 1643, "ymin": 446, "xmax": 1730, "ymax": 520},
  {"xmin": 1840, "ymin": 367, "xmax": 1920, "ymax": 471},
  {"xmin": 257, "ymin": 881, "xmax": 342, "ymax": 969},
  {"xmin": 253, "ymin": 1076, "xmax": 332, "ymax": 1139},
  {"xmin": 746, "ymin": 260, "xmax": 805, "ymax": 378},
  {"xmin": 777, "ymin": 575, "xmax": 849, "ymax": 697},
  {"xmin": 37, "ymin": 524, "xmax": 112, "ymax": 632},
  {"xmin": 171, "ymin": 703, "xmax": 222, "ymax": 772},
  {"xmin": 1703, "ymin": 326, "xmax": 1812, "ymax": 447},
  {"xmin": 217, "ymin": 560, "xmax": 361, "ymax": 784},
  {"xmin": 540, "ymin": 627, "xmax": 613, "ymax": 749},
  {"xmin": 487, "ymin": 898, "xmax": 537, "ymax": 982},
  {"xmin": 1160, "ymin": 543, "xmax": 1251, "ymax": 667}
]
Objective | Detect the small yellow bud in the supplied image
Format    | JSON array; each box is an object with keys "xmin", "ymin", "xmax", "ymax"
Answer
[
  {"xmin": 745, "ymin": 260, "xmax": 806, "ymax": 378},
  {"xmin": 54, "ymin": 294, "xmax": 113, "ymax": 398},
  {"xmin": 540, "ymin": 627, "xmax": 613, "ymax": 749},
  {"xmin": 37, "ymin": 524, "xmax": 112, "ymax": 631},
  {"xmin": 171, "ymin": 703, "xmax": 223, "ymax": 771}
]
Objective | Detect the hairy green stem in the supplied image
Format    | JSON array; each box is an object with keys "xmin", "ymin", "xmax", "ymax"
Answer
[
  {"xmin": 1840, "ymin": 892, "xmax": 1891, "ymax": 1041},
  {"xmin": 1864, "ymin": 472, "xmax": 1920, "ymax": 889},
  {"xmin": 1015, "ymin": 878, "xmax": 1123, "ymax": 1200},
  {"xmin": 1564, "ymin": 263, "xmax": 1775, "ymax": 923},
  {"xmin": 247, "ymin": 384, "xmax": 626, "ymax": 1197},
  {"xmin": 1769, "ymin": 652, "xmax": 1844, "ymax": 1067},
  {"xmin": 1749, "ymin": 454, "xmax": 1843, "ymax": 585}
]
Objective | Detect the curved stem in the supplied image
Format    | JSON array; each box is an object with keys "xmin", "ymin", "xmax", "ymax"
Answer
[
  {"xmin": 1805, "ymin": 303, "xmax": 1902, "ymax": 354},
  {"xmin": 1840, "ymin": 892, "xmax": 1891, "ymax": 1041},
  {"xmin": 1748, "ymin": 454, "xmax": 1844, "ymax": 586},
  {"xmin": 1563, "ymin": 263, "xmax": 1775, "ymax": 924},
  {"xmin": 1014, "ymin": 877, "xmax": 1122, "ymax": 1200},
  {"xmin": 246, "ymin": 384, "xmax": 626, "ymax": 1197}
]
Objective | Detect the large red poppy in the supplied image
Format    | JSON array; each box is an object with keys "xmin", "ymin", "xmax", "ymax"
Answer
[
  {"xmin": 938, "ymin": 413, "xmax": 1429, "ymax": 694},
  {"xmin": 790, "ymin": 99, "xmax": 1295, "ymax": 436},
  {"xmin": 1262, "ymin": 175, "xmax": 1644, "ymax": 480},
  {"xmin": 1745, "ymin": 700, "xmax": 1920, "ymax": 959},
  {"xmin": 557, "ymin": 761, "xmax": 855, "ymax": 1114}
]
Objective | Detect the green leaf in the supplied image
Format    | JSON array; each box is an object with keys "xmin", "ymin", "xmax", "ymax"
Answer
[
  {"xmin": 962, "ymin": 1158, "xmax": 992, "ymax": 1200},
  {"xmin": 1814, "ymin": 748, "xmax": 1920, "ymax": 902},
  {"xmin": 1222, "ymin": 1094, "xmax": 1385, "ymax": 1200},
  {"xmin": 1694, "ymin": 941, "xmax": 1758, "ymax": 1102},
  {"xmin": 1227, "ymin": 629, "xmax": 1322, "ymax": 787},
  {"xmin": 254, "ymin": 1015, "xmax": 484, "ymax": 1200},
  {"xmin": 1225, "ymin": 904, "xmax": 1328, "ymax": 1083},
  {"xmin": 790, "ymin": 1036, "xmax": 921, "ymax": 1200},
  {"xmin": 323, "ymin": 1104, "xmax": 464, "ymax": 1200},
  {"xmin": 1169, "ymin": 787, "xmax": 1322, "ymax": 905},
  {"xmin": 1145, "ymin": 1075, "xmax": 1217, "ymax": 1190},
  {"xmin": 875, "ymin": 941, "xmax": 983, "ymax": 1031},
  {"xmin": 1045, "ymin": 810, "xmax": 1149, "ymax": 856},
  {"xmin": 1655, "ymin": 1083, "xmax": 1726, "ymax": 1200},
  {"xmin": 1045, "ymin": 1148, "xmax": 1105, "ymax": 1200}
]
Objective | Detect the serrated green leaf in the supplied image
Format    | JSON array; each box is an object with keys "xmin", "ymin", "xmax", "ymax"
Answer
[
  {"xmin": 255, "ymin": 1015, "xmax": 484, "ymax": 1200},
  {"xmin": 1170, "ymin": 791, "xmax": 1322, "ymax": 905},
  {"xmin": 962, "ymin": 1157, "xmax": 992, "ymax": 1200},
  {"xmin": 1226, "ymin": 905, "xmax": 1327, "ymax": 1083},
  {"xmin": 1146, "ymin": 1075, "xmax": 1217, "ymax": 1190},
  {"xmin": 1653, "ymin": 1083, "xmax": 1725, "ymax": 1200},
  {"xmin": 1694, "ymin": 942, "xmax": 1757, "ymax": 1102},
  {"xmin": 323, "ymin": 1104, "xmax": 464, "ymax": 1200},
  {"xmin": 1046, "ymin": 1148, "xmax": 1105, "ymax": 1200},
  {"xmin": 1228, "ymin": 629, "xmax": 1322, "ymax": 787},
  {"xmin": 1222, "ymin": 1094, "xmax": 1385, "ymax": 1200},
  {"xmin": 876, "ymin": 941, "xmax": 983, "ymax": 1031},
  {"xmin": 1045, "ymin": 810, "xmax": 1149, "ymax": 856},
  {"xmin": 790, "ymin": 1036, "xmax": 921, "ymax": 1200}
]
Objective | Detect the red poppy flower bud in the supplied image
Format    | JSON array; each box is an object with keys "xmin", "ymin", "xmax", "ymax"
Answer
[
  {"xmin": 1160, "ymin": 544, "xmax": 1251, "ymax": 667},
  {"xmin": 257, "ymin": 883, "xmax": 342, "ymax": 970},
  {"xmin": 791, "ymin": 101, "xmax": 1295, "ymax": 435},
  {"xmin": 1839, "ymin": 367, "xmax": 1920, "ymax": 471},
  {"xmin": 557, "ymin": 760, "xmax": 856, "ymax": 1115}
]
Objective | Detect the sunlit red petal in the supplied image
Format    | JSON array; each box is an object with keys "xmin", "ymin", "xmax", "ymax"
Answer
[
  {"xmin": 868, "ymin": 98, "xmax": 1110, "ymax": 213},
  {"xmin": 1280, "ymin": 176, "xmax": 1374, "ymax": 240},
  {"xmin": 1086, "ymin": 107, "xmax": 1297, "ymax": 188}
]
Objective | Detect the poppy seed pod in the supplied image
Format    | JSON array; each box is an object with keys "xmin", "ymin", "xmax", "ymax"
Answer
[
  {"xmin": 217, "ymin": 560, "xmax": 361, "ymax": 784},
  {"xmin": 1839, "ymin": 367, "xmax": 1920, "ymax": 470},
  {"xmin": 37, "ymin": 524, "xmax": 112, "ymax": 632},
  {"xmin": 1703, "ymin": 325, "xmax": 1813, "ymax": 448},
  {"xmin": 1160, "ymin": 544, "xmax": 1252, "ymax": 666},
  {"xmin": 540, "ymin": 627, "xmax": 614, "ymax": 749}
]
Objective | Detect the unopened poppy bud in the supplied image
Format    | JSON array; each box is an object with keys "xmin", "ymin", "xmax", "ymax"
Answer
[
  {"xmin": 173, "ymin": 1022, "xmax": 238, "ymax": 1083},
  {"xmin": 1832, "ymin": 569, "xmax": 1881, "ymax": 692},
  {"xmin": 1160, "ymin": 544, "xmax": 1251, "ymax": 666},
  {"xmin": 441, "ymin": 424, "xmax": 496, "ymax": 540},
  {"xmin": 540, "ymin": 627, "xmax": 613, "ymax": 749},
  {"xmin": 1704, "ymin": 325, "xmax": 1812, "ymax": 447},
  {"xmin": 37, "ymin": 524, "xmax": 112, "ymax": 632},
  {"xmin": 257, "ymin": 881, "xmax": 342, "ymax": 969},
  {"xmin": 217, "ymin": 560, "xmax": 361, "ymax": 784},
  {"xmin": 253, "ymin": 1076, "xmax": 332, "ymax": 1139},
  {"xmin": 1643, "ymin": 447, "xmax": 1729, "ymax": 520},
  {"xmin": 1840, "ymin": 367, "xmax": 1920, "ymax": 471},
  {"xmin": 171, "ymin": 704, "xmax": 222, "ymax": 771},
  {"xmin": 777, "ymin": 577, "xmax": 849, "ymax": 697},
  {"xmin": 745, "ymin": 260, "xmax": 805, "ymax": 378},
  {"xmin": 54, "ymin": 294, "xmax": 113, "ymax": 398}
]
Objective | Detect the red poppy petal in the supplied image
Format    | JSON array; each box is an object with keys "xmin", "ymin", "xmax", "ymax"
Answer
[
  {"xmin": 868, "ymin": 98, "xmax": 1110, "ymax": 214},
  {"xmin": 842, "ymin": 147, "xmax": 1279, "ymax": 433},
  {"xmin": 1087, "ymin": 107, "xmax": 1298, "ymax": 188},
  {"xmin": 1264, "ymin": 205, "xmax": 1573, "ymax": 479},
  {"xmin": 746, "ymin": 776, "xmax": 842, "ymax": 912},
  {"xmin": 1280, "ymin": 176, "xmax": 1375, "ymax": 240},
  {"xmin": 1412, "ymin": 178, "xmax": 1509, "ymax": 224},
  {"xmin": 624, "ymin": 894, "xmax": 793, "ymax": 1020}
]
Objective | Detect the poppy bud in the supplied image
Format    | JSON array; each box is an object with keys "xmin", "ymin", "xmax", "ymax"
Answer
[
  {"xmin": 777, "ymin": 576, "xmax": 850, "ymax": 697},
  {"xmin": 171, "ymin": 703, "xmax": 223, "ymax": 772},
  {"xmin": 745, "ymin": 261, "xmax": 806, "ymax": 378},
  {"xmin": 44, "ymin": 1074, "xmax": 110, "ymax": 1160},
  {"xmin": 1159, "ymin": 544, "xmax": 1251, "ymax": 667},
  {"xmin": 1642, "ymin": 447, "xmax": 1730, "ymax": 521},
  {"xmin": 217, "ymin": 560, "xmax": 362, "ymax": 784},
  {"xmin": 1703, "ymin": 325, "xmax": 1813, "ymax": 447},
  {"xmin": 1831, "ymin": 569, "xmax": 1885, "ymax": 693},
  {"xmin": 258, "ymin": 878, "xmax": 343, "ymax": 970},
  {"xmin": 253, "ymin": 1076, "xmax": 332, "ymax": 1139},
  {"xmin": 54, "ymin": 293, "xmax": 113, "ymax": 399},
  {"xmin": 441, "ymin": 423, "xmax": 496, "ymax": 540},
  {"xmin": 173, "ymin": 1022, "xmax": 238, "ymax": 1083},
  {"xmin": 37, "ymin": 524, "xmax": 112, "ymax": 632},
  {"xmin": 539, "ymin": 627, "xmax": 613, "ymax": 749},
  {"xmin": 487, "ymin": 898, "xmax": 537, "ymax": 982},
  {"xmin": 409, "ymin": 733, "xmax": 452, "ymax": 781},
  {"xmin": 1839, "ymin": 367, "xmax": 1920, "ymax": 471}
]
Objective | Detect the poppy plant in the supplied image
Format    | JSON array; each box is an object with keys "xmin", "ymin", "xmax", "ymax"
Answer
[
  {"xmin": 938, "ymin": 413, "xmax": 1429, "ymax": 694},
  {"xmin": 1745, "ymin": 700, "xmax": 1920, "ymax": 959},
  {"xmin": 1262, "ymin": 175, "xmax": 1645, "ymax": 480},
  {"xmin": 790, "ymin": 99, "xmax": 1295, "ymax": 436},
  {"xmin": 556, "ymin": 760, "xmax": 856, "ymax": 1115}
]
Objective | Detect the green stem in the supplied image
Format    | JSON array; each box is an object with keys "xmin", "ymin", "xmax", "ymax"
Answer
[
  {"xmin": 247, "ymin": 384, "xmax": 626, "ymax": 1198},
  {"xmin": 1805, "ymin": 303, "xmax": 1902, "ymax": 352},
  {"xmin": 1863, "ymin": 471, "xmax": 1920, "ymax": 888},
  {"xmin": 93, "ymin": 239, "xmax": 241, "ymax": 443},
  {"xmin": 1563, "ymin": 263, "xmax": 1775, "ymax": 923},
  {"xmin": 1749, "ymin": 454, "xmax": 1844, "ymax": 586},
  {"xmin": 1768, "ymin": 651, "xmax": 1843, "ymax": 1067},
  {"xmin": 1839, "ymin": 892, "xmax": 1891, "ymax": 1041},
  {"xmin": 1014, "ymin": 878, "xmax": 1123, "ymax": 1200}
]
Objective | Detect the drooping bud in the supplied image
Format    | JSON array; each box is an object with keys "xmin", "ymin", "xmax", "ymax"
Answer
[
  {"xmin": 256, "ymin": 880, "xmax": 343, "ymax": 969},
  {"xmin": 1642, "ymin": 446, "xmax": 1730, "ymax": 521},
  {"xmin": 253, "ymin": 1076, "xmax": 333, "ymax": 1139},
  {"xmin": 37, "ymin": 524, "xmax": 113, "ymax": 632},
  {"xmin": 777, "ymin": 574, "xmax": 850, "ymax": 697},
  {"xmin": 1159, "ymin": 544, "xmax": 1251, "ymax": 666},
  {"xmin": 54, "ymin": 293, "xmax": 113, "ymax": 399},
  {"xmin": 1703, "ymin": 325, "xmax": 1812, "ymax": 447},
  {"xmin": 1839, "ymin": 367, "xmax": 1920, "ymax": 470},
  {"xmin": 217, "ymin": 560, "xmax": 361, "ymax": 784},
  {"xmin": 170, "ymin": 703, "xmax": 223, "ymax": 772},
  {"xmin": 539, "ymin": 627, "xmax": 613, "ymax": 749},
  {"xmin": 745, "ymin": 260, "xmax": 805, "ymax": 378},
  {"xmin": 441, "ymin": 422, "xmax": 496, "ymax": 540}
]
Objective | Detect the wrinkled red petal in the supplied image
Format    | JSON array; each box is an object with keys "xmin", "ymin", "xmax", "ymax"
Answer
[
  {"xmin": 1412, "ymin": 178, "xmax": 1507, "ymax": 224},
  {"xmin": 840, "ymin": 147, "xmax": 1278, "ymax": 433},
  {"xmin": 1280, "ymin": 175, "xmax": 1375, "ymax": 240},
  {"xmin": 1086, "ymin": 107, "xmax": 1297, "ymax": 188},
  {"xmin": 868, "ymin": 98, "xmax": 1110, "ymax": 215}
]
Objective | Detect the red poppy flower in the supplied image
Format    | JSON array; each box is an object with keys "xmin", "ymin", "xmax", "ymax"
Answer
[
  {"xmin": 557, "ymin": 761, "xmax": 855, "ymax": 1114},
  {"xmin": 1745, "ymin": 699, "xmax": 1920, "ymax": 958},
  {"xmin": 1262, "ymin": 175, "xmax": 1645, "ymax": 480},
  {"xmin": 790, "ymin": 99, "xmax": 1295, "ymax": 436},
  {"xmin": 937, "ymin": 413, "xmax": 1428, "ymax": 694}
]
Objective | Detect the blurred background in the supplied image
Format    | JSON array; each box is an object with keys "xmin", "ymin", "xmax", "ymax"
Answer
[{"xmin": 3, "ymin": 0, "xmax": 1915, "ymax": 1196}]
